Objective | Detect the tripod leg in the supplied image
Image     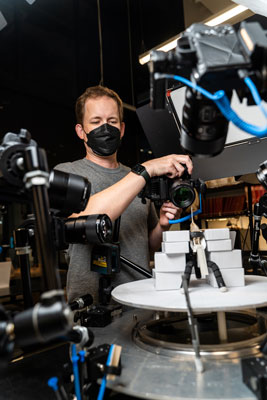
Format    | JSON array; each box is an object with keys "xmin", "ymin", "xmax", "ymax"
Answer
[
  {"xmin": 207, "ymin": 261, "xmax": 227, "ymax": 292},
  {"xmin": 180, "ymin": 260, "xmax": 194, "ymax": 291}
]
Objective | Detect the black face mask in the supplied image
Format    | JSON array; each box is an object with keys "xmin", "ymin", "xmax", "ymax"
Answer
[{"xmin": 85, "ymin": 123, "xmax": 121, "ymax": 156}]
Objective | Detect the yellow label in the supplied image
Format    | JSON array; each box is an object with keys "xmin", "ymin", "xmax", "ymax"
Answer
[{"xmin": 92, "ymin": 260, "xmax": 107, "ymax": 268}]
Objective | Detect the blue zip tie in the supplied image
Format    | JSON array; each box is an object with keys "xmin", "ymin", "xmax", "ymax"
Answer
[
  {"xmin": 48, "ymin": 377, "xmax": 59, "ymax": 392},
  {"xmin": 79, "ymin": 350, "xmax": 86, "ymax": 363}
]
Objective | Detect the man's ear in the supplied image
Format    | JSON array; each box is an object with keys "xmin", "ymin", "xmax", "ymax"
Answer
[
  {"xmin": 120, "ymin": 122, "xmax": 125, "ymax": 139},
  {"xmin": 75, "ymin": 124, "xmax": 86, "ymax": 141}
]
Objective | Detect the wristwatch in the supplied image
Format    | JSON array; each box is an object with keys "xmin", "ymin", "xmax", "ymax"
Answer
[{"xmin": 131, "ymin": 163, "xmax": 150, "ymax": 183}]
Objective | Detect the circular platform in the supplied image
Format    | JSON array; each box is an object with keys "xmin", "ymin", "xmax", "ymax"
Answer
[{"xmin": 112, "ymin": 275, "xmax": 267, "ymax": 312}]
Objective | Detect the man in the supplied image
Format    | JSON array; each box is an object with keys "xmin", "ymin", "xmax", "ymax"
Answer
[{"xmin": 54, "ymin": 85, "xmax": 192, "ymax": 302}]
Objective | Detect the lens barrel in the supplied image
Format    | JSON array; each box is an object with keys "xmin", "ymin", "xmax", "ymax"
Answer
[
  {"xmin": 49, "ymin": 170, "xmax": 91, "ymax": 215},
  {"xmin": 64, "ymin": 214, "xmax": 113, "ymax": 245},
  {"xmin": 169, "ymin": 179, "xmax": 196, "ymax": 209},
  {"xmin": 181, "ymin": 88, "xmax": 229, "ymax": 157}
]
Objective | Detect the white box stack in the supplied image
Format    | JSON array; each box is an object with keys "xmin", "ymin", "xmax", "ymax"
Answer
[
  {"xmin": 154, "ymin": 231, "xmax": 188, "ymax": 290},
  {"xmin": 154, "ymin": 253, "xmax": 186, "ymax": 290},
  {"xmin": 204, "ymin": 229, "xmax": 244, "ymax": 288},
  {"xmin": 153, "ymin": 228, "xmax": 244, "ymax": 291}
]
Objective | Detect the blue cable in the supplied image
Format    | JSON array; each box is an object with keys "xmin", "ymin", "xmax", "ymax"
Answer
[
  {"xmin": 71, "ymin": 344, "xmax": 81, "ymax": 400},
  {"xmin": 97, "ymin": 344, "xmax": 115, "ymax": 400},
  {"xmin": 169, "ymin": 193, "xmax": 202, "ymax": 225},
  {"xmin": 244, "ymin": 76, "xmax": 267, "ymax": 119},
  {"xmin": 159, "ymin": 73, "xmax": 267, "ymax": 137}
]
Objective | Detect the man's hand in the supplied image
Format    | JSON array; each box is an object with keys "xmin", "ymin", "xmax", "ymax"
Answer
[
  {"xmin": 159, "ymin": 201, "xmax": 182, "ymax": 229},
  {"xmin": 143, "ymin": 154, "xmax": 193, "ymax": 179}
]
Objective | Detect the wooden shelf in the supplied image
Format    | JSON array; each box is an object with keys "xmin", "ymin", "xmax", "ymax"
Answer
[{"xmin": 200, "ymin": 182, "xmax": 265, "ymax": 219}]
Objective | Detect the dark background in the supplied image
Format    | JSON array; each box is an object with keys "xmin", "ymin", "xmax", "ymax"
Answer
[{"xmin": 0, "ymin": 0, "xmax": 185, "ymax": 168}]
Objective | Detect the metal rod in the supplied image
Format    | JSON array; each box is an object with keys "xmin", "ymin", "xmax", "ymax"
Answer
[
  {"xmin": 24, "ymin": 147, "xmax": 61, "ymax": 291},
  {"xmin": 217, "ymin": 311, "xmax": 228, "ymax": 343},
  {"xmin": 182, "ymin": 275, "xmax": 204, "ymax": 373},
  {"xmin": 120, "ymin": 255, "xmax": 152, "ymax": 278},
  {"xmin": 14, "ymin": 228, "xmax": 33, "ymax": 308}
]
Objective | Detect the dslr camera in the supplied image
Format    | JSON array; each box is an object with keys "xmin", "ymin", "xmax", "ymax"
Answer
[{"xmin": 139, "ymin": 166, "xmax": 206, "ymax": 209}]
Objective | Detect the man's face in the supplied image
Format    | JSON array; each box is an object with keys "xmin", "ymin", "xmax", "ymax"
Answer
[{"xmin": 82, "ymin": 96, "xmax": 123, "ymax": 137}]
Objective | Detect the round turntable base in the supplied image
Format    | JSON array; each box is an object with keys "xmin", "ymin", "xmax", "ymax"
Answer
[{"xmin": 112, "ymin": 275, "xmax": 267, "ymax": 312}]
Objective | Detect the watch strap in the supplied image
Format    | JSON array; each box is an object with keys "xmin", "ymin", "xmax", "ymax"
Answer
[{"xmin": 131, "ymin": 163, "xmax": 150, "ymax": 183}]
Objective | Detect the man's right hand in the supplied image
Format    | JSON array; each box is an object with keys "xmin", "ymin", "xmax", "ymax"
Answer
[{"xmin": 143, "ymin": 154, "xmax": 193, "ymax": 179}]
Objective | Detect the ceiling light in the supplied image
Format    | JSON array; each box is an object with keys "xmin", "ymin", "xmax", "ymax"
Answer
[
  {"xmin": 25, "ymin": 0, "xmax": 36, "ymax": 4},
  {"xmin": 205, "ymin": 5, "xmax": 248, "ymax": 26},
  {"xmin": 139, "ymin": 4, "xmax": 248, "ymax": 65}
]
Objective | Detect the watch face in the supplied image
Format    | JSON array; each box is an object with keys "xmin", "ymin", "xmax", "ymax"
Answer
[{"xmin": 134, "ymin": 164, "xmax": 144, "ymax": 174}]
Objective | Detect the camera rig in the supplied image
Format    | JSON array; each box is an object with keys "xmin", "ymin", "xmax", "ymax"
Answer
[
  {"xmin": 149, "ymin": 21, "xmax": 267, "ymax": 157},
  {"xmin": 0, "ymin": 129, "xmax": 114, "ymax": 366}
]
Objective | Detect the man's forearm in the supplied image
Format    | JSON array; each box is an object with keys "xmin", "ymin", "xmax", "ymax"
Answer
[
  {"xmin": 71, "ymin": 172, "xmax": 146, "ymax": 221},
  {"xmin": 69, "ymin": 154, "xmax": 193, "ymax": 221}
]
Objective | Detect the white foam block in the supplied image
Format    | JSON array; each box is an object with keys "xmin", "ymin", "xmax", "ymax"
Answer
[
  {"xmin": 154, "ymin": 272, "xmax": 199, "ymax": 290},
  {"xmin": 206, "ymin": 239, "xmax": 233, "ymax": 252},
  {"xmin": 207, "ymin": 249, "xmax": 242, "ymax": 269},
  {"xmin": 203, "ymin": 228, "xmax": 230, "ymax": 241},
  {"xmin": 154, "ymin": 252, "xmax": 186, "ymax": 272},
  {"xmin": 154, "ymin": 271, "xmax": 183, "ymax": 290},
  {"xmin": 162, "ymin": 230, "xmax": 190, "ymax": 242},
  {"xmin": 161, "ymin": 241, "xmax": 189, "ymax": 254},
  {"xmin": 207, "ymin": 267, "xmax": 245, "ymax": 288},
  {"xmin": 230, "ymin": 230, "xmax": 236, "ymax": 248}
]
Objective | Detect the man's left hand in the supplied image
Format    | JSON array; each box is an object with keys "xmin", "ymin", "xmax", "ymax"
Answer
[{"xmin": 159, "ymin": 201, "xmax": 182, "ymax": 229}]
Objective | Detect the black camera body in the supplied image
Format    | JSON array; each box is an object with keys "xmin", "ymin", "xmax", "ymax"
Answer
[{"xmin": 139, "ymin": 168, "xmax": 206, "ymax": 209}]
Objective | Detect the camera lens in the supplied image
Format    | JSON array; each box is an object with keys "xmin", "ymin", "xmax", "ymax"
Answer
[
  {"xmin": 181, "ymin": 88, "xmax": 229, "ymax": 157},
  {"xmin": 64, "ymin": 214, "xmax": 113, "ymax": 245},
  {"xmin": 49, "ymin": 170, "xmax": 91, "ymax": 215},
  {"xmin": 169, "ymin": 179, "xmax": 196, "ymax": 209},
  {"xmin": 257, "ymin": 161, "xmax": 267, "ymax": 190}
]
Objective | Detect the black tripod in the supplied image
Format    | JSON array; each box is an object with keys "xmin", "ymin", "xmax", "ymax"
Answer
[{"xmin": 249, "ymin": 195, "xmax": 267, "ymax": 275}]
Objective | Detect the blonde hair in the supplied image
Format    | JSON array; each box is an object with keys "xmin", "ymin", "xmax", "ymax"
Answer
[{"xmin": 75, "ymin": 85, "xmax": 123, "ymax": 125}]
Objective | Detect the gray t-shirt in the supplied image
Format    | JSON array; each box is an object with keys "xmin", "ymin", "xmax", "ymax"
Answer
[{"xmin": 54, "ymin": 158, "xmax": 158, "ymax": 302}]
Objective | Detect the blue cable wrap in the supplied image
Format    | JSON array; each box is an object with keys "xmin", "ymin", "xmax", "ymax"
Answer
[
  {"xmin": 161, "ymin": 73, "xmax": 267, "ymax": 137},
  {"xmin": 214, "ymin": 93, "xmax": 267, "ymax": 137}
]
